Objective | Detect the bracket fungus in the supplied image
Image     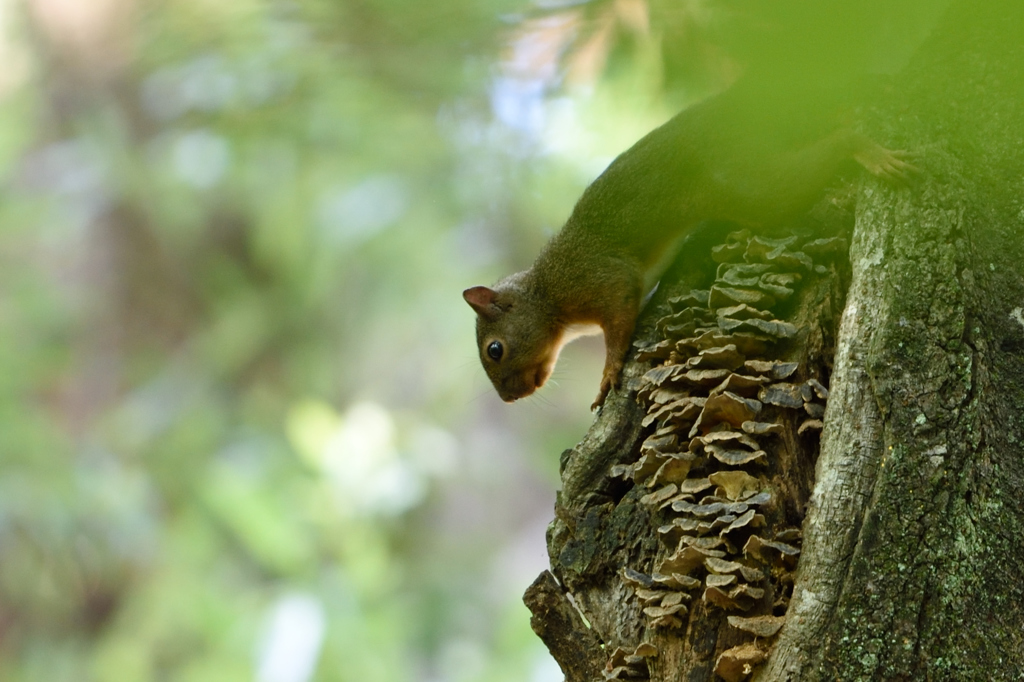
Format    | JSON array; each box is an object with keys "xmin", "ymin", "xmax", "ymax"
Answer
[
  {"xmin": 602, "ymin": 642, "xmax": 659, "ymax": 680},
  {"xmin": 714, "ymin": 643, "xmax": 768, "ymax": 682},
  {"xmin": 609, "ymin": 229, "xmax": 840, "ymax": 679}
]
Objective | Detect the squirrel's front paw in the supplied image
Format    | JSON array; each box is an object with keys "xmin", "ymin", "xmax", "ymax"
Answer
[
  {"xmin": 855, "ymin": 146, "xmax": 921, "ymax": 185},
  {"xmin": 591, "ymin": 370, "xmax": 621, "ymax": 411}
]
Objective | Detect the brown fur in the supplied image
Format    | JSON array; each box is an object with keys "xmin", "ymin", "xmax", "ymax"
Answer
[{"xmin": 465, "ymin": 82, "xmax": 916, "ymax": 409}]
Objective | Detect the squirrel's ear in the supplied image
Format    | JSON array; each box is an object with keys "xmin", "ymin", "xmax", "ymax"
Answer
[{"xmin": 463, "ymin": 286, "xmax": 501, "ymax": 319}]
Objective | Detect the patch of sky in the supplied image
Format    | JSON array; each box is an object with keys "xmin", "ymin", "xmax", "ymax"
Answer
[{"xmin": 256, "ymin": 593, "xmax": 327, "ymax": 682}]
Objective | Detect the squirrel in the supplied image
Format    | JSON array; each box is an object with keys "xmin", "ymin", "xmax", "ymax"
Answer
[{"xmin": 464, "ymin": 79, "xmax": 917, "ymax": 410}]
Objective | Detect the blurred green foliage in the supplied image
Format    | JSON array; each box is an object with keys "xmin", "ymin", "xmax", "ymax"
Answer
[
  {"xmin": 0, "ymin": 0, "xmax": 948, "ymax": 679},
  {"xmin": 0, "ymin": 0, "xmax": 671, "ymax": 680}
]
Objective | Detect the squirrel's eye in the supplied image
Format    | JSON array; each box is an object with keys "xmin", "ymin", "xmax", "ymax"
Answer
[{"xmin": 486, "ymin": 341, "xmax": 503, "ymax": 361}]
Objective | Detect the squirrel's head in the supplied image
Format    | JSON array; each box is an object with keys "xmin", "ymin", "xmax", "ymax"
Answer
[{"xmin": 463, "ymin": 278, "xmax": 562, "ymax": 402}]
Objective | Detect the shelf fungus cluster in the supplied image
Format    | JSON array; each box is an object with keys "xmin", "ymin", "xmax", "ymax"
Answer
[
  {"xmin": 601, "ymin": 643, "xmax": 659, "ymax": 681},
  {"xmin": 609, "ymin": 230, "xmax": 841, "ymax": 680}
]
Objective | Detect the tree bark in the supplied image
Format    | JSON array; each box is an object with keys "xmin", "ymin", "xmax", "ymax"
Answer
[{"xmin": 526, "ymin": 1, "xmax": 1024, "ymax": 680}]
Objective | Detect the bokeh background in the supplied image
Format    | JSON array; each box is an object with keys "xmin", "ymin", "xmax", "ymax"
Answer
[
  {"xmin": 0, "ymin": 0, "xmax": 948, "ymax": 678},
  {"xmin": 0, "ymin": 0, "xmax": 699, "ymax": 680}
]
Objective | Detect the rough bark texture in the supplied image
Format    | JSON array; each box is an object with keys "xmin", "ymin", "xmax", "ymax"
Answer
[
  {"xmin": 526, "ymin": 1, "xmax": 1024, "ymax": 680},
  {"xmin": 525, "ymin": 571, "xmax": 608, "ymax": 681},
  {"xmin": 766, "ymin": 2, "xmax": 1024, "ymax": 678}
]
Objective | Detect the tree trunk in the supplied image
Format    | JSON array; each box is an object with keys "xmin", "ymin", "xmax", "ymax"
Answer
[{"xmin": 525, "ymin": 2, "xmax": 1024, "ymax": 680}]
